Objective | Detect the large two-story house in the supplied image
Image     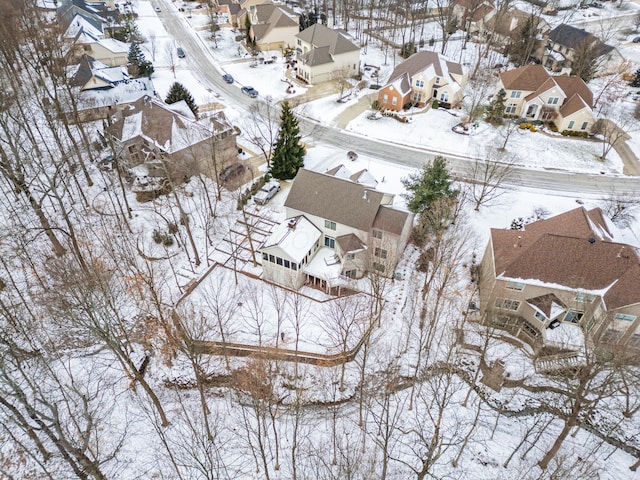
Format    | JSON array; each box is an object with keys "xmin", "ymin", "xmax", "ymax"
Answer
[
  {"xmin": 479, "ymin": 207, "xmax": 640, "ymax": 359},
  {"xmin": 539, "ymin": 24, "xmax": 623, "ymax": 77},
  {"xmin": 377, "ymin": 51, "xmax": 467, "ymax": 111},
  {"xmin": 242, "ymin": 2, "xmax": 299, "ymax": 51},
  {"xmin": 496, "ymin": 64, "xmax": 595, "ymax": 133},
  {"xmin": 59, "ymin": 4, "xmax": 128, "ymax": 66},
  {"xmin": 294, "ymin": 24, "xmax": 360, "ymax": 84},
  {"xmin": 106, "ymin": 96, "xmax": 237, "ymax": 179},
  {"xmin": 260, "ymin": 167, "xmax": 414, "ymax": 290}
]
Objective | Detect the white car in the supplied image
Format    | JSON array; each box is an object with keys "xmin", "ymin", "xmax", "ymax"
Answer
[{"xmin": 254, "ymin": 181, "xmax": 280, "ymax": 205}]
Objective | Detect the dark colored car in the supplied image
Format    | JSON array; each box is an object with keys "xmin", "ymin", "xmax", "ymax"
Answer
[
  {"xmin": 241, "ymin": 86, "xmax": 259, "ymax": 98},
  {"xmin": 222, "ymin": 73, "xmax": 234, "ymax": 84},
  {"xmin": 633, "ymin": 36, "xmax": 640, "ymax": 43},
  {"xmin": 177, "ymin": 47, "xmax": 185, "ymax": 58},
  {"xmin": 219, "ymin": 162, "xmax": 245, "ymax": 182}
]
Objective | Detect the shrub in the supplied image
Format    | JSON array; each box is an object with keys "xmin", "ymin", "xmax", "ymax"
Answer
[
  {"xmin": 529, "ymin": 125, "xmax": 537, "ymax": 132},
  {"xmin": 519, "ymin": 122, "xmax": 530, "ymax": 129},
  {"xmin": 152, "ymin": 229, "xmax": 174, "ymax": 246},
  {"xmin": 371, "ymin": 99, "xmax": 380, "ymax": 110},
  {"xmin": 431, "ymin": 99, "xmax": 439, "ymax": 109},
  {"xmin": 548, "ymin": 122, "xmax": 558, "ymax": 132},
  {"xmin": 561, "ymin": 130, "xmax": 589, "ymax": 138}
]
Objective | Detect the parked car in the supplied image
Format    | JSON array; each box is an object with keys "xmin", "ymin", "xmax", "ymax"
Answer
[
  {"xmin": 222, "ymin": 73, "xmax": 234, "ymax": 84},
  {"xmin": 633, "ymin": 36, "xmax": 640, "ymax": 43},
  {"xmin": 241, "ymin": 86, "xmax": 259, "ymax": 98},
  {"xmin": 219, "ymin": 162, "xmax": 245, "ymax": 182},
  {"xmin": 177, "ymin": 47, "xmax": 185, "ymax": 58},
  {"xmin": 254, "ymin": 181, "xmax": 281, "ymax": 205}
]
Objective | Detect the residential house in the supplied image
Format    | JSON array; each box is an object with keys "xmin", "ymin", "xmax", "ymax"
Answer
[
  {"xmin": 106, "ymin": 96, "xmax": 237, "ymax": 179},
  {"xmin": 260, "ymin": 167, "xmax": 414, "ymax": 290},
  {"xmin": 452, "ymin": 0, "xmax": 495, "ymax": 34},
  {"xmin": 539, "ymin": 24, "xmax": 624, "ymax": 76},
  {"xmin": 215, "ymin": 0, "xmax": 242, "ymax": 26},
  {"xmin": 377, "ymin": 51, "xmax": 467, "ymax": 111},
  {"xmin": 242, "ymin": 2, "xmax": 299, "ymax": 51},
  {"xmin": 71, "ymin": 54, "xmax": 129, "ymax": 91},
  {"xmin": 482, "ymin": 8, "xmax": 549, "ymax": 55},
  {"xmin": 295, "ymin": 23, "xmax": 360, "ymax": 84},
  {"xmin": 59, "ymin": 2, "xmax": 128, "ymax": 66},
  {"xmin": 479, "ymin": 207, "xmax": 640, "ymax": 360},
  {"xmin": 496, "ymin": 64, "xmax": 595, "ymax": 133}
]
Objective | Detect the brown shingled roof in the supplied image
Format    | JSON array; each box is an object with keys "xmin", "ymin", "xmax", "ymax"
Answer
[
  {"xmin": 490, "ymin": 207, "xmax": 640, "ymax": 310},
  {"xmin": 500, "ymin": 64, "xmax": 551, "ymax": 92}
]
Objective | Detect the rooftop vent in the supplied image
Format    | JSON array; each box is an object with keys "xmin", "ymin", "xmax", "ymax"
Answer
[
  {"xmin": 288, "ymin": 218, "xmax": 297, "ymax": 230},
  {"xmin": 588, "ymin": 237, "xmax": 596, "ymax": 244}
]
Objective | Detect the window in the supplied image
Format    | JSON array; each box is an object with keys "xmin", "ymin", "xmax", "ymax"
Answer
[
  {"xmin": 262, "ymin": 253, "xmax": 268, "ymax": 261},
  {"xmin": 284, "ymin": 260, "xmax": 290, "ymax": 268},
  {"xmin": 615, "ymin": 314, "xmax": 637, "ymax": 322},
  {"xmin": 324, "ymin": 220, "xmax": 336, "ymax": 230},
  {"xmin": 581, "ymin": 121, "xmax": 588, "ymax": 130},
  {"xmin": 345, "ymin": 269, "xmax": 357, "ymax": 278},
  {"xmin": 374, "ymin": 248, "xmax": 387, "ymax": 259},
  {"xmin": 372, "ymin": 229, "xmax": 383, "ymax": 239},
  {"xmin": 435, "ymin": 77, "xmax": 441, "ymax": 84},
  {"xmin": 292, "ymin": 263, "xmax": 297, "ymax": 271},
  {"xmin": 563, "ymin": 310, "xmax": 584, "ymax": 323},
  {"xmin": 346, "ymin": 253, "xmax": 355, "ymax": 260},
  {"xmin": 534, "ymin": 311, "xmax": 546, "ymax": 322},
  {"xmin": 269, "ymin": 254, "xmax": 275, "ymax": 263},
  {"xmin": 383, "ymin": 94, "xmax": 388, "ymax": 103},
  {"xmin": 412, "ymin": 92, "xmax": 422, "ymax": 102},
  {"xmin": 510, "ymin": 91, "xmax": 522, "ymax": 98},
  {"xmin": 575, "ymin": 292, "xmax": 595, "ymax": 303},
  {"xmin": 324, "ymin": 237, "xmax": 335, "ymax": 248},
  {"xmin": 568, "ymin": 120, "xmax": 575, "ymax": 129},
  {"xmin": 416, "ymin": 79, "xmax": 424, "ymax": 87},
  {"xmin": 505, "ymin": 103, "xmax": 517, "ymax": 114},
  {"xmin": 276, "ymin": 257, "xmax": 283, "ymax": 266},
  {"xmin": 440, "ymin": 92, "xmax": 449, "ymax": 102},
  {"xmin": 494, "ymin": 298, "xmax": 521, "ymax": 311},
  {"xmin": 547, "ymin": 97, "xmax": 559, "ymax": 105},
  {"xmin": 372, "ymin": 262, "xmax": 385, "ymax": 272},
  {"xmin": 391, "ymin": 96, "xmax": 398, "ymax": 106},
  {"xmin": 506, "ymin": 281, "xmax": 524, "ymax": 291}
]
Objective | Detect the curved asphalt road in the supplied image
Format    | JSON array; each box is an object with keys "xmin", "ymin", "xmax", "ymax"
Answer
[{"xmin": 154, "ymin": 0, "xmax": 640, "ymax": 198}]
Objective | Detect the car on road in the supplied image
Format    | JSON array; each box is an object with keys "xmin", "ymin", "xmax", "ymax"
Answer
[
  {"xmin": 634, "ymin": 36, "xmax": 640, "ymax": 43},
  {"xmin": 219, "ymin": 162, "xmax": 246, "ymax": 182},
  {"xmin": 177, "ymin": 47, "xmax": 185, "ymax": 58},
  {"xmin": 254, "ymin": 181, "xmax": 280, "ymax": 205},
  {"xmin": 222, "ymin": 73, "xmax": 234, "ymax": 84},
  {"xmin": 241, "ymin": 86, "xmax": 259, "ymax": 98},
  {"xmin": 154, "ymin": 6, "xmax": 161, "ymax": 12}
]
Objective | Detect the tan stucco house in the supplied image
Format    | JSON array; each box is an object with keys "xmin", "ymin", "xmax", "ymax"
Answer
[
  {"xmin": 496, "ymin": 64, "xmax": 595, "ymax": 133},
  {"xmin": 479, "ymin": 207, "xmax": 640, "ymax": 363},
  {"xmin": 294, "ymin": 24, "xmax": 360, "ymax": 84}
]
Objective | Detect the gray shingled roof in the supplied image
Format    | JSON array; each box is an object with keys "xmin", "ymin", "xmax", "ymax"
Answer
[
  {"xmin": 295, "ymin": 23, "xmax": 359, "ymax": 55},
  {"xmin": 284, "ymin": 169, "xmax": 386, "ymax": 232},
  {"xmin": 387, "ymin": 50, "xmax": 464, "ymax": 84}
]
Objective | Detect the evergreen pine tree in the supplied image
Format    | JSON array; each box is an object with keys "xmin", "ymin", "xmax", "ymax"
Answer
[
  {"xmin": 165, "ymin": 82, "xmax": 198, "ymax": 118},
  {"xmin": 128, "ymin": 42, "xmax": 144, "ymax": 66},
  {"xmin": 631, "ymin": 68, "xmax": 640, "ymax": 88},
  {"xmin": 128, "ymin": 43, "xmax": 154, "ymax": 77},
  {"xmin": 269, "ymin": 101, "xmax": 305, "ymax": 180},
  {"xmin": 486, "ymin": 88, "xmax": 506, "ymax": 125},
  {"xmin": 401, "ymin": 156, "xmax": 459, "ymax": 214}
]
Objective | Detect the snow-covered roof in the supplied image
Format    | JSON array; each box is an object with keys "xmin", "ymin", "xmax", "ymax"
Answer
[
  {"xmin": 261, "ymin": 216, "xmax": 321, "ymax": 264},
  {"xmin": 303, "ymin": 246, "xmax": 346, "ymax": 285}
]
